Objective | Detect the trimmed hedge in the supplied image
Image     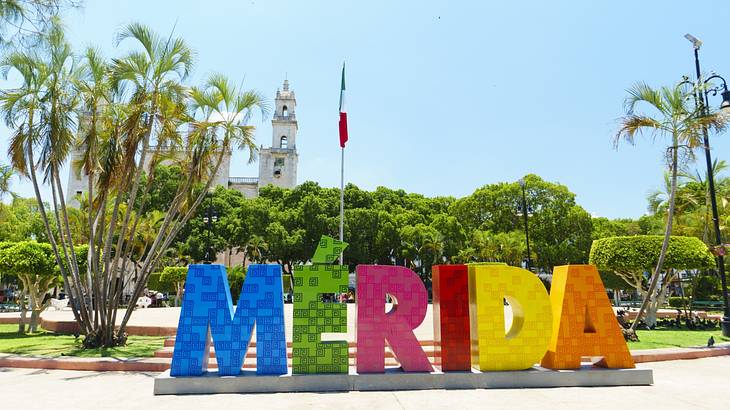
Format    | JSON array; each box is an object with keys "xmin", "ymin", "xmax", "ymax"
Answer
[
  {"xmin": 668, "ymin": 296, "xmax": 685, "ymax": 308},
  {"xmin": 589, "ymin": 235, "xmax": 714, "ymax": 272},
  {"xmin": 160, "ymin": 266, "xmax": 187, "ymax": 288}
]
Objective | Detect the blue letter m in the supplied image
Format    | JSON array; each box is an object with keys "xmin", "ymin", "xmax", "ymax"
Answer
[{"xmin": 170, "ymin": 264, "xmax": 287, "ymax": 376}]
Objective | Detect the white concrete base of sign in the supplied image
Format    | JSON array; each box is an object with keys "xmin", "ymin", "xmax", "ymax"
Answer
[{"xmin": 153, "ymin": 366, "xmax": 653, "ymax": 395}]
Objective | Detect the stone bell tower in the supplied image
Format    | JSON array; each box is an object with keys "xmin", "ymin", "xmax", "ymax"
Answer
[{"xmin": 257, "ymin": 79, "xmax": 299, "ymax": 189}]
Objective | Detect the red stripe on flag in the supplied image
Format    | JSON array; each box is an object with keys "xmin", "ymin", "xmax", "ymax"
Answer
[{"xmin": 339, "ymin": 112, "xmax": 348, "ymax": 148}]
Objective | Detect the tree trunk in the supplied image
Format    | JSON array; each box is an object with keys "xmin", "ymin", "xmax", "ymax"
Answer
[
  {"xmin": 26, "ymin": 141, "xmax": 90, "ymax": 333},
  {"xmin": 18, "ymin": 290, "xmax": 27, "ymax": 334},
  {"xmin": 630, "ymin": 144, "xmax": 679, "ymax": 331},
  {"xmin": 29, "ymin": 309, "xmax": 41, "ymax": 333},
  {"xmin": 175, "ymin": 282, "xmax": 183, "ymax": 307}
]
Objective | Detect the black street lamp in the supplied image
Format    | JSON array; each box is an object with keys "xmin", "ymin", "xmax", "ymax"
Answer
[
  {"xmin": 518, "ymin": 178, "xmax": 532, "ymax": 271},
  {"xmin": 202, "ymin": 192, "xmax": 218, "ymax": 264},
  {"xmin": 684, "ymin": 33, "xmax": 730, "ymax": 336}
]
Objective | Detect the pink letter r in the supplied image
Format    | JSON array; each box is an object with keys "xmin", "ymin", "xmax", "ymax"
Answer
[{"xmin": 355, "ymin": 265, "xmax": 433, "ymax": 373}]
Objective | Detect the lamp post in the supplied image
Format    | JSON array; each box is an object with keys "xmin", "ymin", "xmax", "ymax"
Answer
[
  {"xmin": 684, "ymin": 34, "xmax": 730, "ymax": 336},
  {"xmin": 202, "ymin": 192, "xmax": 218, "ymax": 264},
  {"xmin": 518, "ymin": 178, "xmax": 532, "ymax": 271}
]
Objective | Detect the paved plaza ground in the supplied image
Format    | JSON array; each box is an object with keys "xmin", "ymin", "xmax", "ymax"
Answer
[{"xmin": 0, "ymin": 356, "xmax": 726, "ymax": 409}]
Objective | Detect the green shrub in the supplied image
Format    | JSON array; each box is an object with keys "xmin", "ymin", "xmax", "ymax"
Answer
[
  {"xmin": 667, "ymin": 296, "xmax": 686, "ymax": 308},
  {"xmin": 691, "ymin": 274, "xmax": 721, "ymax": 301},
  {"xmin": 147, "ymin": 272, "xmax": 163, "ymax": 291},
  {"xmin": 159, "ymin": 267, "xmax": 187, "ymax": 289}
]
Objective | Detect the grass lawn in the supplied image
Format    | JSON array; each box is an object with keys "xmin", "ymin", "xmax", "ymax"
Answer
[
  {"xmin": 629, "ymin": 329, "xmax": 730, "ymax": 350},
  {"xmin": 0, "ymin": 324, "xmax": 165, "ymax": 358}
]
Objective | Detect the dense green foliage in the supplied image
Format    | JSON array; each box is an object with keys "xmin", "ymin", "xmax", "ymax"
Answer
[{"xmin": 147, "ymin": 171, "xmax": 596, "ymax": 282}]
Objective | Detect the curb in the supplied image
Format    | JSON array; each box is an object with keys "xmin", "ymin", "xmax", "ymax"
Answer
[
  {"xmin": 631, "ymin": 344, "xmax": 730, "ymax": 363},
  {"xmin": 0, "ymin": 354, "xmax": 170, "ymax": 372}
]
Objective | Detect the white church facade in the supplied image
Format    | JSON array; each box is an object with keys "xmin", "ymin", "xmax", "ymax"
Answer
[{"xmin": 66, "ymin": 80, "xmax": 300, "ymax": 205}]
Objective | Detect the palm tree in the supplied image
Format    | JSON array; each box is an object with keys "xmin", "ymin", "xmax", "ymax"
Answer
[
  {"xmin": 616, "ymin": 82, "xmax": 726, "ymax": 331},
  {"xmin": 0, "ymin": 164, "xmax": 14, "ymax": 199},
  {"xmin": 675, "ymin": 160, "xmax": 730, "ymax": 242},
  {"xmin": 471, "ymin": 230, "xmax": 526, "ymax": 266},
  {"xmin": 243, "ymin": 234, "xmax": 268, "ymax": 264},
  {"xmin": 2, "ymin": 24, "xmax": 93, "ymax": 332},
  {"xmin": 114, "ymin": 70, "xmax": 266, "ymax": 340},
  {"xmin": 2, "ymin": 22, "xmax": 266, "ymax": 348}
]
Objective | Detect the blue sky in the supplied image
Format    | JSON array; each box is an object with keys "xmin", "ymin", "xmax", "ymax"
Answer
[{"xmin": 2, "ymin": 0, "xmax": 730, "ymax": 219}]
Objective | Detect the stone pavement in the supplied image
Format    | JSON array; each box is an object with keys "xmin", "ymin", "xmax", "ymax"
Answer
[{"xmin": 0, "ymin": 356, "xmax": 727, "ymax": 409}]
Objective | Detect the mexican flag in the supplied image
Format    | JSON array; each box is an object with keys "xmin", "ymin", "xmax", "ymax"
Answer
[{"xmin": 339, "ymin": 63, "xmax": 348, "ymax": 148}]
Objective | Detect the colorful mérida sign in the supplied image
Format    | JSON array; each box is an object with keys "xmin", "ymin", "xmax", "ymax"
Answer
[{"xmin": 169, "ymin": 236, "xmax": 634, "ymax": 377}]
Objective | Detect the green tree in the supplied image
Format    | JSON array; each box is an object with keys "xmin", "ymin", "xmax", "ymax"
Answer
[
  {"xmin": 0, "ymin": 197, "xmax": 48, "ymax": 241},
  {"xmin": 400, "ymin": 223, "xmax": 443, "ymax": 283},
  {"xmin": 429, "ymin": 214, "xmax": 467, "ymax": 262},
  {"xmin": 590, "ymin": 235, "xmax": 714, "ymax": 327},
  {"xmin": 0, "ymin": 1, "xmax": 77, "ymax": 47},
  {"xmin": 0, "ymin": 241, "xmax": 58, "ymax": 332},
  {"xmin": 591, "ymin": 217, "xmax": 642, "ymax": 240},
  {"xmin": 615, "ymin": 82, "xmax": 726, "ymax": 331},
  {"xmin": 159, "ymin": 266, "xmax": 186, "ymax": 307},
  {"xmin": 449, "ymin": 174, "xmax": 593, "ymax": 271}
]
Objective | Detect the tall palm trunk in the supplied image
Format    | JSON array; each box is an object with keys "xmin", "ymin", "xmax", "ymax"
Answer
[
  {"xmin": 631, "ymin": 142, "xmax": 679, "ymax": 331},
  {"xmin": 26, "ymin": 139, "xmax": 91, "ymax": 334}
]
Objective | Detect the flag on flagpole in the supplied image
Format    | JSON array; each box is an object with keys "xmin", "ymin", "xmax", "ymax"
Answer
[{"xmin": 339, "ymin": 63, "xmax": 348, "ymax": 148}]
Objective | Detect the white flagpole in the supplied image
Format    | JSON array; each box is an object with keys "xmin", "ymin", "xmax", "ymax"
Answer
[{"xmin": 339, "ymin": 145, "xmax": 345, "ymax": 264}]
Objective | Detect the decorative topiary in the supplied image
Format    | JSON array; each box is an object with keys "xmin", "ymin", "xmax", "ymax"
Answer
[{"xmin": 589, "ymin": 235, "xmax": 714, "ymax": 327}]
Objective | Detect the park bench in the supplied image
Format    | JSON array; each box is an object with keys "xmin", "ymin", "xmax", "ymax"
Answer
[
  {"xmin": 136, "ymin": 296, "xmax": 152, "ymax": 309},
  {"xmin": 0, "ymin": 303, "xmax": 20, "ymax": 312},
  {"xmin": 48, "ymin": 298, "xmax": 70, "ymax": 311},
  {"xmin": 691, "ymin": 300, "xmax": 724, "ymax": 310}
]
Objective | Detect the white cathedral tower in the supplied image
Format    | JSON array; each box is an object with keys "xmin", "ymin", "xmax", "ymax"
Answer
[
  {"xmin": 258, "ymin": 79, "xmax": 299, "ymax": 189},
  {"xmin": 228, "ymin": 79, "xmax": 299, "ymax": 197}
]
